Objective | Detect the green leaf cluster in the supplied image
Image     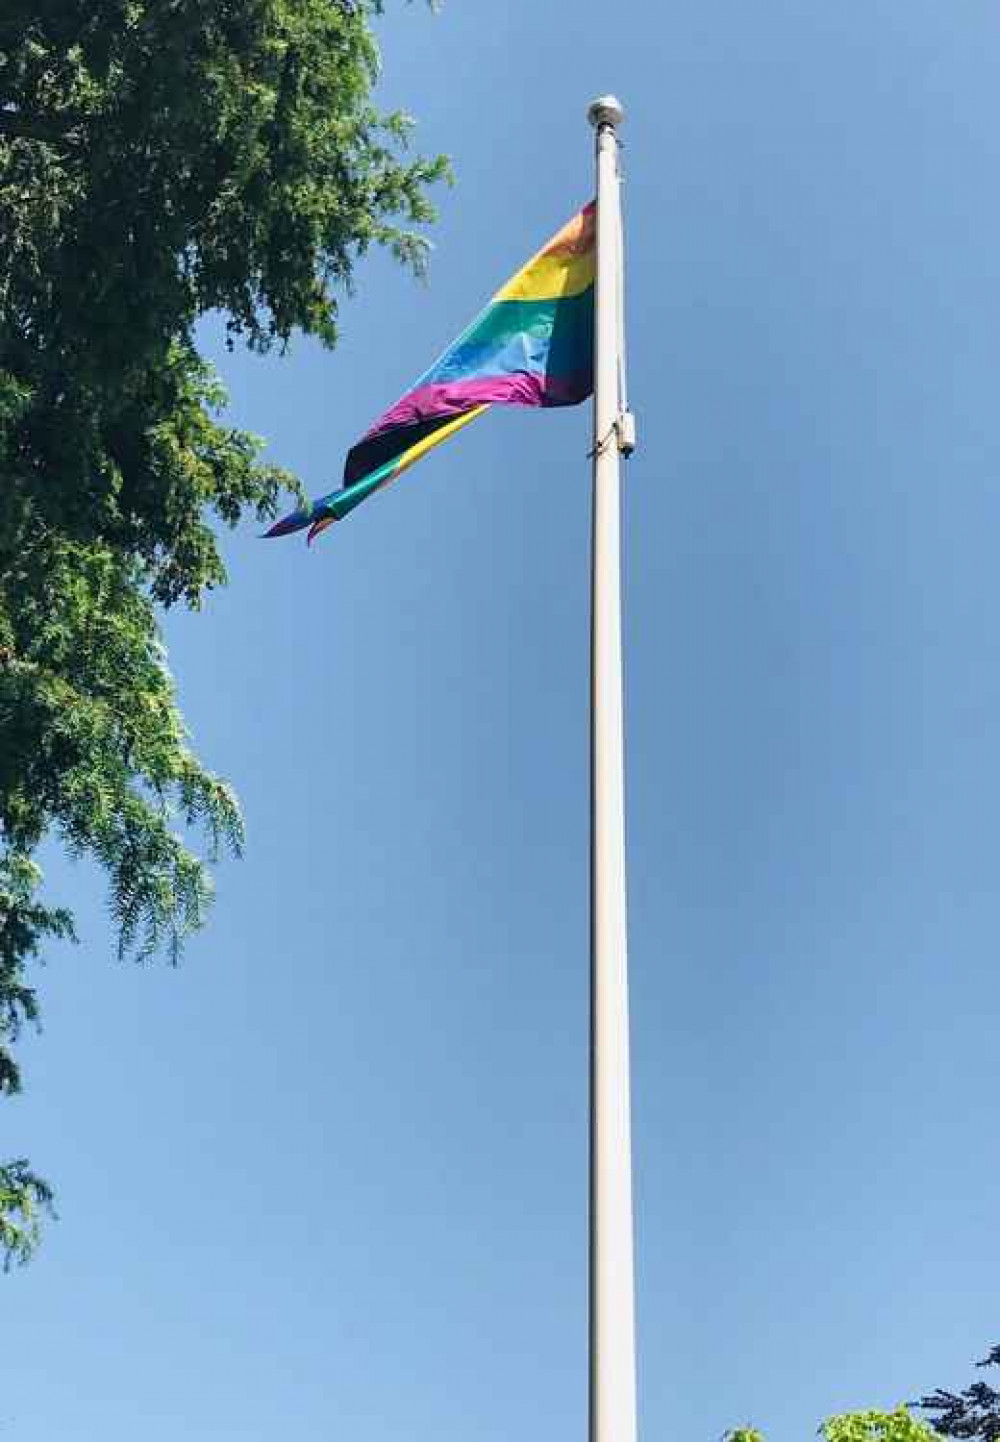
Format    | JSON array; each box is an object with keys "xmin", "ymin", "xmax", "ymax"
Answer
[
  {"xmin": 728, "ymin": 1408, "xmax": 939, "ymax": 1442},
  {"xmin": 0, "ymin": 0, "xmax": 446, "ymax": 1265},
  {"xmin": 823, "ymin": 1411, "xmax": 940, "ymax": 1442},
  {"xmin": 0, "ymin": 1158, "xmax": 54, "ymax": 1270}
]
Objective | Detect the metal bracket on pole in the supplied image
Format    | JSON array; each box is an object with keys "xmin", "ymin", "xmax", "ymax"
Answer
[{"xmin": 616, "ymin": 412, "xmax": 637, "ymax": 457}]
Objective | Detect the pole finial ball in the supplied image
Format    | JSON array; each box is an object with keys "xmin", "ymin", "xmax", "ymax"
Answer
[{"xmin": 587, "ymin": 95, "xmax": 625, "ymax": 129}]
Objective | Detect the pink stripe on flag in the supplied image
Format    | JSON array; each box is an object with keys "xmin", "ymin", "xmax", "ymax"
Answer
[{"xmin": 362, "ymin": 372, "xmax": 591, "ymax": 442}]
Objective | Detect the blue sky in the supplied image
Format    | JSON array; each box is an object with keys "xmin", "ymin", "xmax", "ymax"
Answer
[{"xmin": 5, "ymin": 2, "xmax": 1000, "ymax": 1438}]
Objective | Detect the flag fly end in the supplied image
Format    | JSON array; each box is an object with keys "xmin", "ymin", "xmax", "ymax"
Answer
[{"xmin": 265, "ymin": 204, "xmax": 597, "ymax": 546}]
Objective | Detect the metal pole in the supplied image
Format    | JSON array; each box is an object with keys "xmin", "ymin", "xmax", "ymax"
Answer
[{"xmin": 587, "ymin": 95, "xmax": 637, "ymax": 1442}]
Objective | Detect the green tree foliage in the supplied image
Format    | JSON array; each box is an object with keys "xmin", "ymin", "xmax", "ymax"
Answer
[
  {"xmin": 917, "ymin": 1346, "xmax": 1000, "ymax": 1442},
  {"xmin": 824, "ymin": 1411, "xmax": 940, "ymax": 1442},
  {"xmin": 0, "ymin": 1158, "xmax": 54, "ymax": 1268},
  {"xmin": 727, "ymin": 1409, "xmax": 937, "ymax": 1442},
  {"xmin": 0, "ymin": 0, "xmax": 446, "ymax": 1265}
]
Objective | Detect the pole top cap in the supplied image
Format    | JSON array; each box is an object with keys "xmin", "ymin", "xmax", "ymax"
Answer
[{"xmin": 588, "ymin": 95, "xmax": 625, "ymax": 130}]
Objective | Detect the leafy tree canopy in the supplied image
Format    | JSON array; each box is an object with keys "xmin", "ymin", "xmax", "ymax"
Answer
[
  {"xmin": 728, "ymin": 1408, "xmax": 938, "ymax": 1442},
  {"xmin": 824, "ymin": 1412, "xmax": 941, "ymax": 1442},
  {"xmin": 917, "ymin": 1346, "xmax": 1000, "ymax": 1442},
  {"xmin": 0, "ymin": 0, "xmax": 446, "ymax": 1265}
]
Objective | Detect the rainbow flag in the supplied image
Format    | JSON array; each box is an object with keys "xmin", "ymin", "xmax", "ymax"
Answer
[{"xmin": 266, "ymin": 202, "xmax": 596, "ymax": 543}]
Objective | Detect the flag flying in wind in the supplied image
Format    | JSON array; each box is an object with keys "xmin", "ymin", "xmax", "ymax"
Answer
[{"xmin": 266, "ymin": 202, "xmax": 596, "ymax": 544}]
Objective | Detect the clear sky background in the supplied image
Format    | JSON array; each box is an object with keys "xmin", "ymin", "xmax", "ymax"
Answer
[{"xmin": 5, "ymin": 2, "xmax": 1000, "ymax": 1438}]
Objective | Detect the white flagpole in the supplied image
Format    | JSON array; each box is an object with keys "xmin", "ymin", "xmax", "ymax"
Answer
[{"xmin": 587, "ymin": 96, "xmax": 637, "ymax": 1442}]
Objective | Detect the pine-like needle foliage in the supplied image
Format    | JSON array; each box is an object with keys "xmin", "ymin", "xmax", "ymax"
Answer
[
  {"xmin": 0, "ymin": 1158, "xmax": 54, "ymax": 1269},
  {"xmin": 0, "ymin": 0, "xmax": 448, "ymax": 1265},
  {"xmin": 916, "ymin": 1347, "xmax": 1000, "ymax": 1442}
]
